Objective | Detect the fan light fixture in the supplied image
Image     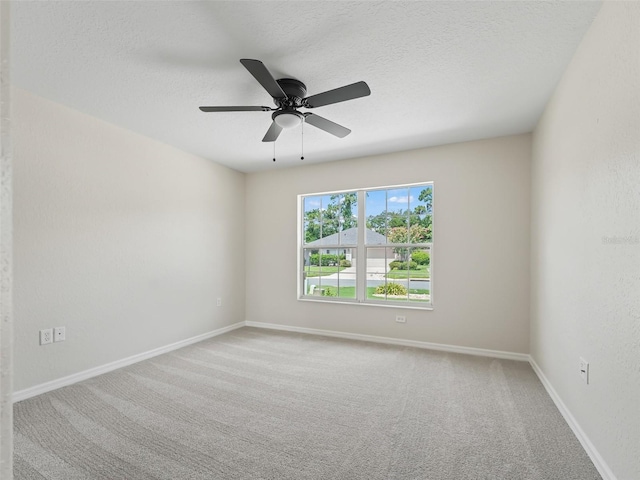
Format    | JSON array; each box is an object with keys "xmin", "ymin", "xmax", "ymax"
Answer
[{"xmin": 274, "ymin": 111, "xmax": 303, "ymax": 129}]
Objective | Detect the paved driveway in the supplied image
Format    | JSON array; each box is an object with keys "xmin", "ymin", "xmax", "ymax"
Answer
[
  {"xmin": 306, "ymin": 257, "xmax": 430, "ymax": 291},
  {"xmin": 321, "ymin": 258, "xmax": 391, "ymax": 280}
]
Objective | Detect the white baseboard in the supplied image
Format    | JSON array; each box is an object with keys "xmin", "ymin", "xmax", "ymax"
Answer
[
  {"xmin": 12, "ymin": 322, "xmax": 245, "ymax": 403},
  {"xmin": 529, "ymin": 357, "xmax": 616, "ymax": 480},
  {"xmin": 244, "ymin": 321, "xmax": 530, "ymax": 361}
]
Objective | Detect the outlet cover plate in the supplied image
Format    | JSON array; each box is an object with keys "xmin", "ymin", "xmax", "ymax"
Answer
[
  {"xmin": 395, "ymin": 315, "xmax": 406, "ymax": 323},
  {"xmin": 40, "ymin": 328, "xmax": 53, "ymax": 345}
]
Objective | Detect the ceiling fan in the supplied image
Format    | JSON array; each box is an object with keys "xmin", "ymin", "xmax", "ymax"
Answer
[{"xmin": 199, "ymin": 59, "xmax": 371, "ymax": 142}]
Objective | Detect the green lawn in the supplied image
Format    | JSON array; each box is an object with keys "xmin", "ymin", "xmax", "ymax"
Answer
[
  {"xmin": 386, "ymin": 264, "xmax": 430, "ymax": 279},
  {"xmin": 371, "ymin": 288, "xmax": 431, "ymax": 303},
  {"xmin": 307, "ymin": 286, "xmax": 364, "ymax": 298},
  {"xmin": 314, "ymin": 286, "xmax": 430, "ymax": 302},
  {"xmin": 304, "ymin": 266, "xmax": 346, "ymax": 277},
  {"xmin": 409, "ymin": 289, "xmax": 430, "ymax": 295}
]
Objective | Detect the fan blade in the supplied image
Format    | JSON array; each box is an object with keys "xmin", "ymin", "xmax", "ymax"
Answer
[
  {"xmin": 199, "ymin": 106, "xmax": 272, "ymax": 112},
  {"xmin": 262, "ymin": 121, "xmax": 283, "ymax": 142},
  {"xmin": 304, "ymin": 81, "xmax": 370, "ymax": 108},
  {"xmin": 240, "ymin": 59, "xmax": 287, "ymax": 99},
  {"xmin": 304, "ymin": 113, "xmax": 351, "ymax": 138}
]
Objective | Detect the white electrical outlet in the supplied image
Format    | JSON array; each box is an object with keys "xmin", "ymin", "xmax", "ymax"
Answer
[
  {"xmin": 216, "ymin": 298, "xmax": 222, "ymax": 307},
  {"xmin": 54, "ymin": 326, "xmax": 66, "ymax": 342},
  {"xmin": 40, "ymin": 328, "xmax": 53, "ymax": 345},
  {"xmin": 395, "ymin": 315, "xmax": 406, "ymax": 323},
  {"xmin": 579, "ymin": 357, "xmax": 589, "ymax": 384}
]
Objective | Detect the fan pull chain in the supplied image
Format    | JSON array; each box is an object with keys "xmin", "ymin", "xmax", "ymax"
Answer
[
  {"xmin": 301, "ymin": 122, "xmax": 304, "ymax": 161},
  {"xmin": 273, "ymin": 141, "xmax": 276, "ymax": 162}
]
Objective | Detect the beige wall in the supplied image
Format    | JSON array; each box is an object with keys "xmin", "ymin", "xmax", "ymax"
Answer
[
  {"xmin": 531, "ymin": 2, "xmax": 640, "ymax": 479},
  {"xmin": 0, "ymin": 2, "xmax": 12, "ymax": 477},
  {"xmin": 246, "ymin": 134, "xmax": 531, "ymax": 354},
  {"xmin": 13, "ymin": 88, "xmax": 246, "ymax": 392}
]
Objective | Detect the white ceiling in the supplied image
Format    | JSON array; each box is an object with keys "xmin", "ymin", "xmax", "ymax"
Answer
[{"xmin": 11, "ymin": 1, "xmax": 602, "ymax": 173}]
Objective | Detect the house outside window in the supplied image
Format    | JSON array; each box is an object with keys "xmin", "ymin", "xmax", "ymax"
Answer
[{"xmin": 300, "ymin": 182, "xmax": 433, "ymax": 308}]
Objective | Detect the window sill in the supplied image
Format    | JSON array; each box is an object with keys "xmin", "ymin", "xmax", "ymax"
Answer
[{"xmin": 298, "ymin": 296, "xmax": 434, "ymax": 311}]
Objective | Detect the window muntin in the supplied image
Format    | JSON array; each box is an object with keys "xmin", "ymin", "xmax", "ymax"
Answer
[{"xmin": 300, "ymin": 183, "xmax": 433, "ymax": 308}]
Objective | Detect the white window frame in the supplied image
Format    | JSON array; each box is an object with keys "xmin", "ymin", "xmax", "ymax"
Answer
[{"xmin": 298, "ymin": 182, "xmax": 433, "ymax": 310}]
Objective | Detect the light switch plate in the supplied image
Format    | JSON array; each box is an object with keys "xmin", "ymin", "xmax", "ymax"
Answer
[
  {"xmin": 54, "ymin": 326, "xmax": 66, "ymax": 342},
  {"xmin": 579, "ymin": 357, "xmax": 589, "ymax": 384}
]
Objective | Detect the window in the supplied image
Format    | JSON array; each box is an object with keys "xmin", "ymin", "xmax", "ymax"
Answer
[{"xmin": 300, "ymin": 182, "xmax": 433, "ymax": 308}]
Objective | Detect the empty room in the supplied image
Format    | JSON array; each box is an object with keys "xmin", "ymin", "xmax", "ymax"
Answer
[{"xmin": 1, "ymin": 1, "xmax": 638, "ymax": 479}]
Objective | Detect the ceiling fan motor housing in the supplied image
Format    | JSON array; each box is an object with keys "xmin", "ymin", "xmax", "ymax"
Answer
[{"xmin": 275, "ymin": 78, "xmax": 307, "ymax": 107}]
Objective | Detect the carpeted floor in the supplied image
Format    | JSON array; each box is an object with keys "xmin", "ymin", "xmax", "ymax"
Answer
[{"xmin": 14, "ymin": 327, "xmax": 601, "ymax": 479}]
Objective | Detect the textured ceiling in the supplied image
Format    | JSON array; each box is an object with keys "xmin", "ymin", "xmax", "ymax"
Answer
[{"xmin": 11, "ymin": 1, "xmax": 602, "ymax": 172}]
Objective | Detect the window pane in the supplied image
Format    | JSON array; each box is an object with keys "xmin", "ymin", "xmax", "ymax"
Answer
[
  {"xmin": 304, "ymin": 192, "xmax": 359, "ymax": 245},
  {"xmin": 410, "ymin": 184, "xmax": 433, "ymax": 241},
  {"xmin": 386, "ymin": 187, "xmax": 409, "ymax": 244},
  {"xmin": 302, "ymin": 248, "xmax": 356, "ymax": 299},
  {"xmin": 303, "ymin": 249, "xmax": 325, "ymax": 296},
  {"xmin": 365, "ymin": 189, "xmax": 388, "ymax": 244},
  {"xmin": 366, "ymin": 247, "xmax": 408, "ymax": 301},
  {"xmin": 387, "ymin": 187, "xmax": 410, "ymax": 213},
  {"xmin": 338, "ymin": 192, "xmax": 358, "ymax": 242},
  {"xmin": 336, "ymin": 248, "xmax": 356, "ymax": 299},
  {"xmin": 405, "ymin": 247, "xmax": 431, "ymax": 303},
  {"xmin": 319, "ymin": 194, "xmax": 337, "ymax": 241},
  {"xmin": 303, "ymin": 196, "xmax": 322, "ymax": 244}
]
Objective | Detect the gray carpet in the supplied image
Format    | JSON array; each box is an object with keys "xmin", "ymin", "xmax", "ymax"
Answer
[{"xmin": 14, "ymin": 327, "xmax": 601, "ymax": 480}]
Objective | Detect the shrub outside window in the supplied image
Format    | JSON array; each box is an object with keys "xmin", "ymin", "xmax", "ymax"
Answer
[{"xmin": 300, "ymin": 182, "xmax": 433, "ymax": 308}]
